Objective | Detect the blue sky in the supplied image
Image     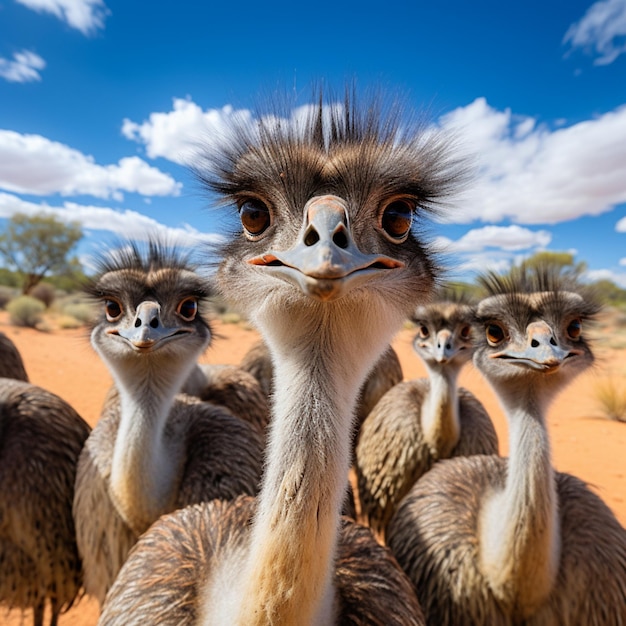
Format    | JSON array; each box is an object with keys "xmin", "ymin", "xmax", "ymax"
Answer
[{"xmin": 1, "ymin": 0, "xmax": 625, "ymax": 285}]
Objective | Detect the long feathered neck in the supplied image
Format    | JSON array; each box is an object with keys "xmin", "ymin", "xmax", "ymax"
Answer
[
  {"xmin": 106, "ymin": 355, "xmax": 191, "ymax": 534},
  {"xmin": 233, "ymin": 301, "xmax": 404, "ymax": 625},
  {"xmin": 420, "ymin": 362, "xmax": 462, "ymax": 458},
  {"xmin": 478, "ymin": 383, "xmax": 560, "ymax": 615}
]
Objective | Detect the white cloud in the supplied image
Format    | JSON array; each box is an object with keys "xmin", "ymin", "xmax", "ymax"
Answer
[
  {"xmin": 450, "ymin": 253, "xmax": 513, "ymax": 278},
  {"xmin": 436, "ymin": 225, "xmax": 552, "ymax": 254},
  {"xmin": 122, "ymin": 99, "xmax": 255, "ymax": 166},
  {"xmin": 0, "ymin": 130, "xmax": 181, "ymax": 199},
  {"xmin": 0, "ymin": 50, "xmax": 45, "ymax": 83},
  {"xmin": 615, "ymin": 215, "xmax": 626, "ymax": 231},
  {"xmin": 440, "ymin": 98, "xmax": 626, "ymax": 225},
  {"xmin": 121, "ymin": 97, "xmax": 344, "ymax": 166},
  {"xmin": 0, "ymin": 191, "xmax": 223, "ymax": 247},
  {"xmin": 584, "ymin": 268, "xmax": 626, "ymax": 288},
  {"xmin": 15, "ymin": 0, "xmax": 109, "ymax": 35},
  {"xmin": 434, "ymin": 225, "xmax": 552, "ymax": 282},
  {"xmin": 563, "ymin": 0, "xmax": 626, "ymax": 65},
  {"xmin": 124, "ymin": 96, "xmax": 626, "ymax": 228}
]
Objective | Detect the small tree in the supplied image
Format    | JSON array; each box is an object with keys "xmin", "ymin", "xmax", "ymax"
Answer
[{"xmin": 0, "ymin": 213, "xmax": 83, "ymax": 294}]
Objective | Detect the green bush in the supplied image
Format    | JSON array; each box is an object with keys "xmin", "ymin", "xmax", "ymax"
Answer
[
  {"xmin": 62, "ymin": 302, "xmax": 95, "ymax": 324},
  {"xmin": 6, "ymin": 295, "xmax": 46, "ymax": 328}
]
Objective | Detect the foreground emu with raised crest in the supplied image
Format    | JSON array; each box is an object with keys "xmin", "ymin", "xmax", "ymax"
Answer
[{"xmin": 99, "ymin": 88, "xmax": 466, "ymax": 625}]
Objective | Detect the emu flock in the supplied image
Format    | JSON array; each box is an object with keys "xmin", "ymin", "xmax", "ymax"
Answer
[{"xmin": 1, "ymin": 91, "xmax": 625, "ymax": 626}]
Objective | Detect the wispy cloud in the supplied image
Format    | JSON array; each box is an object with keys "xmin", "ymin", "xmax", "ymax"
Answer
[
  {"xmin": 585, "ymin": 268, "xmax": 626, "ymax": 288},
  {"xmin": 0, "ymin": 50, "xmax": 45, "ymax": 83},
  {"xmin": 15, "ymin": 0, "xmax": 109, "ymax": 35},
  {"xmin": 440, "ymin": 98, "xmax": 626, "ymax": 224},
  {"xmin": 563, "ymin": 0, "xmax": 626, "ymax": 65},
  {"xmin": 0, "ymin": 129, "xmax": 181, "ymax": 199},
  {"xmin": 434, "ymin": 225, "xmax": 552, "ymax": 280},
  {"xmin": 0, "ymin": 191, "xmax": 223, "ymax": 247},
  {"xmin": 437, "ymin": 224, "xmax": 552, "ymax": 254}
]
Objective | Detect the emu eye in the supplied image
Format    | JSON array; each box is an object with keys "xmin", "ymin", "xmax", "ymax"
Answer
[
  {"xmin": 381, "ymin": 200, "xmax": 413, "ymax": 241},
  {"xmin": 486, "ymin": 323, "xmax": 506, "ymax": 346},
  {"xmin": 460, "ymin": 325, "xmax": 471, "ymax": 340},
  {"xmin": 417, "ymin": 324, "xmax": 430, "ymax": 339},
  {"xmin": 566, "ymin": 318, "xmax": 582, "ymax": 340},
  {"xmin": 105, "ymin": 300, "xmax": 122, "ymax": 322},
  {"xmin": 177, "ymin": 298, "xmax": 198, "ymax": 321},
  {"xmin": 240, "ymin": 200, "xmax": 271, "ymax": 237}
]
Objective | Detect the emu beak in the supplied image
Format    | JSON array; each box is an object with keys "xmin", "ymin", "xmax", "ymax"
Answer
[
  {"xmin": 115, "ymin": 301, "xmax": 191, "ymax": 350},
  {"xmin": 248, "ymin": 195, "xmax": 404, "ymax": 301},
  {"xmin": 491, "ymin": 321, "xmax": 578, "ymax": 373},
  {"xmin": 434, "ymin": 329, "xmax": 457, "ymax": 363}
]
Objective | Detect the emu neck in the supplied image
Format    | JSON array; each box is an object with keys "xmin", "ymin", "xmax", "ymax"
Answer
[
  {"xmin": 479, "ymin": 387, "xmax": 559, "ymax": 614},
  {"xmin": 108, "ymin": 359, "xmax": 187, "ymax": 534},
  {"xmin": 235, "ymin": 309, "xmax": 393, "ymax": 625},
  {"xmin": 421, "ymin": 364, "xmax": 461, "ymax": 458}
]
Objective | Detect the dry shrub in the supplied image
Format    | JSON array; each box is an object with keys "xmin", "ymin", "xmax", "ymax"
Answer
[
  {"xmin": 0, "ymin": 286, "xmax": 16, "ymax": 309},
  {"xmin": 595, "ymin": 378, "xmax": 626, "ymax": 423},
  {"xmin": 7, "ymin": 295, "xmax": 46, "ymax": 328},
  {"xmin": 57, "ymin": 314, "xmax": 83, "ymax": 329},
  {"xmin": 30, "ymin": 282, "xmax": 56, "ymax": 308}
]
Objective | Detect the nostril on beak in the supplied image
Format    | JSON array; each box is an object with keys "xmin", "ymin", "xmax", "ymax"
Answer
[
  {"xmin": 531, "ymin": 339, "xmax": 539, "ymax": 348},
  {"xmin": 332, "ymin": 228, "xmax": 349, "ymax": 249},
  {"xmin": 550, "ymin": 337, "xmax": 557, "ymax": 346},
  {"xmin": 304, "ymin": 227, "xmax": 320, "ymax": 247},
  {"xmin": 134, "ymin": 319, "xmax": 141, "ymax": 328},
  {"xmin": 150, "ymin": 318, "xmax": 159, "ymax": 329}
]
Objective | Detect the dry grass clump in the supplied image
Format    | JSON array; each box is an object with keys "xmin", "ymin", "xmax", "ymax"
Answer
[{"xmin": 595, "ymin": 377, "xmax": 626, "ymax": 423}]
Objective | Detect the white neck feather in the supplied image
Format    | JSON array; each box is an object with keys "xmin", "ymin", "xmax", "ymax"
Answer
[
  {"xmin": 420, "ymin": 364, "xmax": 461, "ymax": 458},
  {"xmin": 106, "ymin": 356, "xmax": 192, "ymax": 534},
  {"xmin": 479, "ymin": 388, "xmax": 560, "ymax": 613},
  {"xmin": 205, "ymin": 299, "xmax": 405, "ymax": 625}
]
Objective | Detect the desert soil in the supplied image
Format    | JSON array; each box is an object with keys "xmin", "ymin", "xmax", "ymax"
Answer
[{"xmin": 1, "ymin": 312, "xmax": 624, "ymax": 625}]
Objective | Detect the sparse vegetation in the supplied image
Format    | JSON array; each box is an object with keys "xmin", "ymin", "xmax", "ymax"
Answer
[
  {"xmin": 61, "ymin": 302, "xmax": 95, "ymax": 324},
  {"xmin": 0, "ymin": 212, "xmax": 83, "ymax": 294},
  {"xmin": 595, "ymin": 378, "xmax": 626, "ymax": 423},
  {"xmin": 6, "ymin": 295, "xmax": 46, "ymax": 328},
  {"xmin": 220, "ymin": 312, "xmax": 242, "ymax": 324}
]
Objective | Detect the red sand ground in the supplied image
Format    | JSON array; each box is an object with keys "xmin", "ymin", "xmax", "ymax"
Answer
[{"xmin": 1, "ymin": 313, "xmax": 624, "ymax": 625}]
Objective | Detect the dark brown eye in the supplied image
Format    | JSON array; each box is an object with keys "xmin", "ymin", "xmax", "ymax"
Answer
[
  {"xmin": 177, "ymin": 298, "xmax": 198, "ymax": 321},
  {"xmin": 566, "ymin": 318, "xmax": 582, "ymax": 340},
  {"xmin": 460, "ymin": 325, "xmax": 471, "ymax": 340},
  {"xmin": 417, "ymin": 324, "xmax": 429, "ymax": 339},
  {"xmin": 486, "ymin": 323, "xmax": 506, "ymax": 346},
  {"xmin": 381, "ymin": 200, "xmax": 413, "ymax": 240},
  {"xmin": 105, "ymin": 299, "xmax": 122, "ymax": 322},
  {"xmin": 240, "ymin": 200, "xmax": 271, "ymax": 237}
]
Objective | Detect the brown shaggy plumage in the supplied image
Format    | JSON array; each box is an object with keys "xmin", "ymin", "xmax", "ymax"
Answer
[
  {"xmin": 0, "ymin": 378, "xmax": 91, "ymax": 626},
  {"xmin": 99, "ymin": 496, "xmax": 425, "ymax": 625},
  {"xmin": 0, "ymin": 332, "xmax": 28, "ymax": 381}
]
